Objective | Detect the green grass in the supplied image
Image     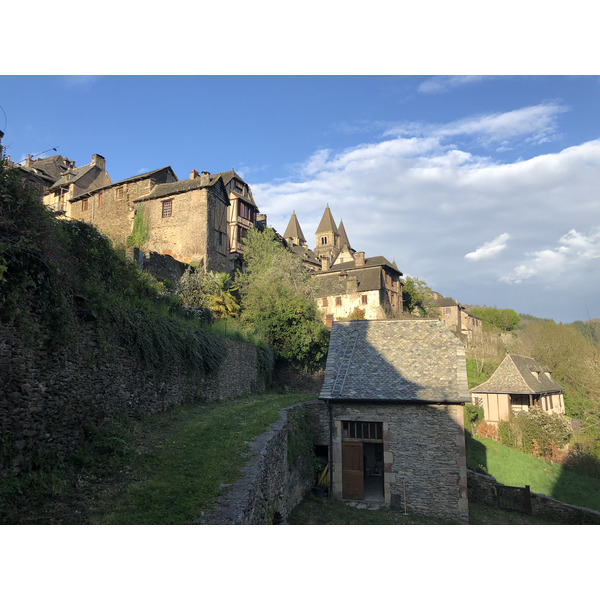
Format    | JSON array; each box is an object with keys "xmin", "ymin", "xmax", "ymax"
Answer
[
  {"xmin": 467, "ymin": 434, "xmax": 600, "ymax": 512},
  {"xmin": 0, "ymin": 392, "xmax": 315, "ymax": 525}
]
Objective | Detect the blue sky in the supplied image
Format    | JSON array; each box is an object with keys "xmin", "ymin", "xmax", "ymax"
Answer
[{"xmin": 2, "ymin": 75, "xmax": 600, "ymax": 323}]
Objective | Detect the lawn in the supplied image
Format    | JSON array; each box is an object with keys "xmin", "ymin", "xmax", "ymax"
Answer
[{"xmin": 467, "ymin": 434, "xmax": 600, "ymax": 512}]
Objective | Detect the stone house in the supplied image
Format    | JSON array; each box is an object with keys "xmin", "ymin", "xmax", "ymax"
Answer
[
  {"xmin": 315, "ymin": 319, "xmax": 469, "ymax": 523},
  {"xmin": 432, "ymin": 292, "xmax": 482, "ymax": 340},
  {"xmin": 282, "ymin": 206, "xmax": 403, "ymax": 324},
  {"xmin": 130, "ymin": 170, "xmax": 232, "ymax": 271},
  {"xmin": 67, "ymin": 166, "xmax": 178, "ymax": 247},
  {"xmin": 470, "ymin": 354, "xmax": 566, "ymax": 423},
  {"xmin": 42, "ymin": 154, "xmax": 112, "ymax": 215}
]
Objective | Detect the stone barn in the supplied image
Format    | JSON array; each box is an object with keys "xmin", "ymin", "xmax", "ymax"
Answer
[{"xmin": 316, "ymin": 319, "xmax": 469, "ymax": 523}]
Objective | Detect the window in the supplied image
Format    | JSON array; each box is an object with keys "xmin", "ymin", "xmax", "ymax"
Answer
[
  {"xmin": 162, "ymin": 199, "xmax": 173, "ymax": 218},
  {"xmin": 445, "ymin": 308, "xmax": 451, "ymax": 315},
  {"xmin": 239, "ymin": 202, "xmax": 252, "ymax": 221},
  {"xmin": 98, "ymin": 192, "xmax": 103, "ymax": 206},
  {"xmin": 82, "ymin": 198, "xmax": 88, "ymax": 212},
  {"xmin": 335, "ymin": 297, "xmax": 342, "ymax": 306},
  {"xmin": 322, "ymin": 298, "xmax": 328, "ymax": 307},
  {"xmin": 361, "ymin": 295, "xmax": 368, "ymax": 305},
  {"xmin": 321, "ymin": 236, "xmax": 327, "ymax": 245},
  {"xmin": 116, "ymin": 186, "xmax": 124, "ymax": 199},
  {"xmin": 342, "ymin": 421, "xmax": 383, "ymax": 442}
]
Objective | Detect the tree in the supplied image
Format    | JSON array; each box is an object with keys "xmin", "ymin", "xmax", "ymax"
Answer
[
  {"xmin": 237, "ymin": 227, "xmax": 329, "ymax": 371},
  {"xmin": 470, "ymin": 307, "xmax": 519, "ymax": 331},
  {"xmin": 178, "ymin": 268, "xmax": 240, "ymax": 318},
  {"xmin": 402, "ymin": 277, "xmax": 437, "ymax": 317}
]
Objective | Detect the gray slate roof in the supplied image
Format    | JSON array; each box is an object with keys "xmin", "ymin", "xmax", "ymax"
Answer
[
  {"xmin": 320, "ymin": 320, "xmax": 469, "ymax": 404},
  {"xmin": 132, "ymin": 172, "xmax": 227, "ymax": 204},
  {"xmin": 470, "ymin": 354, "xmax": 563, "ymax": 394},
  {"xmin": 314, "ymin": 266, "xmax": 382, "ymax": 295}
]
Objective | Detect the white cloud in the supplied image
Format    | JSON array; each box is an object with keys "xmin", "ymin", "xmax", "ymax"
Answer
[
  {"xmin": 502, "ymin": 228, "xmax": 600, "ymax": 284},
  {"xmin": 417, "ymin": 76, "xmax": 489, "ymax": 95},
  {"xmin": 386, "ymin": 103, "xmax": 567, "ymax": 150},
  {"xmin": 465, "ymin": 233, "xmax": 511, "ymax": 261},
  {"xmin": 253, "ymin": 111, "xmax": 600, "ymax": 322}
]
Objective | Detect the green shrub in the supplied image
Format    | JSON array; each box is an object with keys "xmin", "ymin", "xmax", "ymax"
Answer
[{"xmin": 464, "ymin": 403, "xmax": 484, "ymax": 434}]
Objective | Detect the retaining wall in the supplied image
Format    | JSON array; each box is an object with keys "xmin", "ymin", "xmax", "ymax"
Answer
[
  {"xmin": 0, "ymin": 322, "xmax": 266, "ymax": 475},
  {"xmin": 202, "ymin": 401, "xmax": 319, "ymax": 524},
  {"xmin": 467, "ymin": 468, "xmax": 600, "ymax": 524}
]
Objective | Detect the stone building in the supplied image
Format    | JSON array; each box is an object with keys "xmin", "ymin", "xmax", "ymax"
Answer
[
  {"xmin": 282, "ymin": 206, "xmax": 403, "ymax": 324},
  {"xmin": 470, "ymin": 354, "xmax": 566, "ymax": 423},
  {"xmin": 315, "ymin": 319, "xmax": 469, "ymax": 523},
  {"xmin": 67, "ymin": 166, "xmax": 178, "ymax": 247},
  {"xmin": 432, "ymin": 292, "xmax": 482, "ymax": 340}
]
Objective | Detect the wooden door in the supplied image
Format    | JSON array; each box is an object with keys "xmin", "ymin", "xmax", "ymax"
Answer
[{"xmin": 342, "ymin": 441, "xmax": 364, "ymax": 500}]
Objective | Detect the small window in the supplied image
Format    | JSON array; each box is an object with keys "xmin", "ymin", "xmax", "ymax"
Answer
[
  {"xmin": 162, "ymin": 199, "xmax": 173, "ymax": 218},
  {"xmin": 321, "ymin": 236, "xmax": 327, "ymax": 245},
  {"xmin": 342, "ymin": 421, "xmax": 383, "ymax": 441},
  {"xmin": 239, "ymin": 202, "xmax": 252, "ymax": 221},
  {"xmin": 116, "ymin": 186, "xmax": 124, "ymax": 199},
  {"xmin": 322, "ymin": 298, "xmax": 328, "ymax": 307},
  {"xmin": 361, "ymin": 295, "xmax": 368, "ymax": 305},
  {"xmin": 335, "ymin": 297, "xmax": 342, "ymax": 306},
  {"xmin": 98, "ymin": 192, "xmax": 103, "ymax": 206},
  {"xmin": 82, "ymin": 198, "xmax": 88, "ymax": 212},
  {"xmin": 445, "ymin": 308, "xmax": 451, "ymax": 315}
]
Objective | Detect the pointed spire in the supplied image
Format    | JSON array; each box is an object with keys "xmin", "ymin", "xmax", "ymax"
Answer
[
  {"xmin": 316, "ymin": 204, "xmax": 338, "ymax": 234},
  {"xmin": 283, "ymin": 210, "xmax": 306, "ymax": 244},
  {"xmin": 338, "ymin": 219, "xmax": 351, "ymax": 250}
]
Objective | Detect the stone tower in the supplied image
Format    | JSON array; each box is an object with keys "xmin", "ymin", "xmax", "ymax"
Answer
[{"xmin": 315, "ymin": 204, "xmax": 340, "ymax": 267}]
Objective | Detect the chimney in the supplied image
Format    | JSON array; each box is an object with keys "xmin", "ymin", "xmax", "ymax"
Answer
[
  {"xmin": 190, "ymin": 169, "xmax": 200, "ymax": 180},
  {"xmin": 91, "ymin": 154, "xmax": 106, "ymax": 170},
  {"xmin": 25, "ymin": 155, "xmax": 33, "ymax": 168},
  {"xmin": 200, "ymin": 171, "xmax": 210, "ymax": 185},
  {"xmin": 346, "ymin": 276, "xmax": 358, "ymax": 294},
  {"xmin": 354, "ymin": 251, "xmax": 365, "ymax": 267},
  {"xmin": 321, "ymin": 256, "xmax": 330, "ymax": 271}
]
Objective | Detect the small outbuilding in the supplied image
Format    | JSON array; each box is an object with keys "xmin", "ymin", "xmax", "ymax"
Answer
[{"xmin": 317, "ymin": 319, "xmax": 470, "ymax": 523}]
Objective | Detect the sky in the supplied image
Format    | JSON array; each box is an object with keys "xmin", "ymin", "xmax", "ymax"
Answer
[{"xmin": 3, "ymin": 74, "xmax": 599, "ymax": 323}]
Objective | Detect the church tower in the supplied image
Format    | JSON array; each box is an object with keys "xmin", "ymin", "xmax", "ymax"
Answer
[
  {"xmin": 315, "ymin": 204, "xmax": 340, "ymax": 268},
  {"xmin": 283, "ymin": 210, "xmax": 307, "ymax": 247}
]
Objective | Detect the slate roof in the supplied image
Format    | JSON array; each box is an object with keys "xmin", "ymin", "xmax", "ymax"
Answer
[
  {"xmin": 470, "ymin": 354, "xmax": 563, "ymax": 395},
  {"xmin": 326, "ymin": 255, "xmax": 402, "ymax": 275},
  {"xmin": 314, "ymin": 266, "xmax": 382, "ymax": 296},
  {"xmin": 283, "ymin": 211, "xmax": 306, "ymax": 243},
  {"xmin": 320, "ymin": 320, "xmax": 469, "ymax": 404},
  {"xmin": 338, "ymin": 220, "xmax": 352, "ymax": 250},
  {"xmin": 316, "ymin": 204, "xmax": 338, "ymax": 234},
  {"xmin": 133, "ymin": 173, "xmax": 227, "ymax": 203},
  {"xmin": 52, "ymin": 163, "xmax": 97, "ymax": 188},
  {"xmin": 24, "ymin": 155, "xmax": 72, "ymax": 183},
  {"xmin": 71, "ymin": 166, "xmax": 177, "ymax": 202}
]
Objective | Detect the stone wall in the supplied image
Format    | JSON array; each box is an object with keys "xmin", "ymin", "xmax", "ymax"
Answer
[
  {"xmin": 467, "ymin": 469, "xmax": 600, "ymax": 524},
  {"xmin": 0, "ymin": 322, "xmax": 266, "ymax": 475},
  {"xmin": 326, "ymin": 402, "xmax": 468, "ymax": 523},
  {"xmin": 203, "ymin": 401, "xmax": 319, "ymax": 524}
]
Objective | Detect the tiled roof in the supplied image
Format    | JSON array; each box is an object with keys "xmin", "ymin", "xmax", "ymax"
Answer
[
  {"xmin": 325, "ymin": 255, "xmax": 402, "ymax": 275},
  {"xmin": 283, "ymin": 211, "xmax": 306, "ymax": 243},
  {"xmin": 133, "ymin": 174, "xmax": 226, "ymax": 203},
  {"xmin": 316, "ymin": 204, "xmax": 338, "ymax": 234},
  {"xmin": 470, "ymin": 354, "xmax": 563, "ymax": 394},
  {"xmin": 314, "ymin": 266, "xmax": 382, "ymax": 295},
  {"xmin": 320, "ymin": 320, "xmax": 468, "ymax": 403}
]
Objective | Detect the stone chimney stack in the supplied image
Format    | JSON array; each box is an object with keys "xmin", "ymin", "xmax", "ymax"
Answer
[
  {"xmin": 25, "ymin": 155, "xmax": 33, "ymax": 168},
  {"xmin": 346, "ymin": 275, "xmax": 358, "ymax": 294},
  {"xmin": 321, "ymin": 256, "xmax": 330, "ymax": 271},
  {"xmin": 91, "ymin": 154, "xmax": 106, "ymax": 170},
  {"xmin": 190, "ymin": 169, "xmax": 200, "ymax": 180},
  {"xmin": 354, "ymin": 251, "xmax": 365, "ymax": 267},
  {"xmin": 200, "ymin": 171, "xmax": 211, "ymax": 185}
]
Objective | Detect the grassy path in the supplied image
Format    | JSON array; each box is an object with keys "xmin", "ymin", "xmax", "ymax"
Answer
[{"xmin": 0, "ymin": 392, "xmax": 315, "ymax": 525}]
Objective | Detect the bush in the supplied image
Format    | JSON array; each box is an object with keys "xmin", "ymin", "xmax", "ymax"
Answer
[
  {"xmin": 464, "ymin": 404, "xmax": 484, "ymax": 435},
  {"xmin": 497, "ymin": 419, "xmax": 517, "ymax": 449},
  {"xmin": 477, "ymin": 421, "xmax": 498, "ymax": 441}
]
